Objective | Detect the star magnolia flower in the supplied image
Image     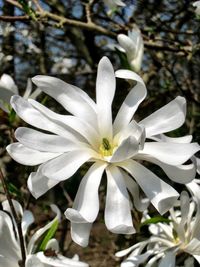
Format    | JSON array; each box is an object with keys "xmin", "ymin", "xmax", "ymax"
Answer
[
  {"xmin": 0, "ymin": 200, "xmax": 88, "ymax": 267},
  {"xmin": 103, "ymin": 0, "xmax": 126, "ymax": 10},
  {"xmin": 117, "ymin": 29, "xmax": 144, "ymax": 72},
  {"xmin": 0, "ymin": 74, "xmax": 41, "ymax": 113},
  {"xmin": 193, "ymin": 1, "xmax": 200, "ymax": 15},
  {"xmin": 6, "ymin": 57, "xmax": 199, "ymax": 246},
  {"xmin": 116, "ymin": 181, "xmax": 200, "ymax": 267}
]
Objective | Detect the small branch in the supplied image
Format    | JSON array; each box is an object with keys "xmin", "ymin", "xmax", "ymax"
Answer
[
  {"xmin": 0, "ymin": 15, "xmax": 28, "ymax": 21},
  {"xmin": 5, "ymin": 0, "xmax": 22, "ymax": 9},
  {"xmin": 0, "ymin": 169, "xmax": 26, "ymax": 267},
  {"xmin": 32, "ymin": 0, "xmax": 43, "ymax": 12}
]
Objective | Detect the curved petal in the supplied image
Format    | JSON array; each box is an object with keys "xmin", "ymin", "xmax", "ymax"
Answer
[
  {"xmin": 27, "ymin": 205, "xmax": 61, "ymax": 254},
  {"xmin": 113, "ymin": 69, "xmax": 147, "ymax": 135},
  {"xmin": 65, "ymin": 162, "xmax": 106, "ymax": 223},
  {"xmin": 96, "ymin": 56, "xmax": 115, "ymax": 139},
  {"xmin": 25, "ymin": 255, "xmax": 44, "ymax": 267},
  {"xmin": 29, "ymin": 99, "xmax": 99, "ymax": 148},
  {"xmin": 27, "ymin": 171, "xmax": 60, "ymax": 199},
  {"xmin": 2, "ymin": 199, "xmax": 23, "ymax": 219},
  {"xmin": 140, "ymin": 142, "xmax": 200, "ymax": 166},
  {"xmin": 15, "ymin": 127, "xmax": 85, "ymax": 153},
  {"xmin": 32, "ymin": 75, "xmax": 97, "ymax": 127},
  {"xmin": 71, "ymin": 222, "xmax": 92, "ymax": 247},
  {"xmin": 22, "ymin": 210, "xmax": 34, "ymax": 237},
  {"xmin": 45, "ymin": 238, "xmax": 59, "ymax": 252},
  {"xmin": 105, "ymin": 166, "xmax": 135, "ymax": 234},
  {"xmin": 0, "ymin": 74, "xmax": 18, "ymax": 94},
  {"xmin": 36, "ymin": 251, "xmax": 89, "ymax": 267},
  {"xmin": 122, "ymin": 170, "xmax": 149, "ymax": 211},
  {"xmin": 139, "ymin": 96, "xmax": 186, "ymax": 138},
  {"xmin": 150, "ymin": 134, "xmax": 192, "ymax": 143},
  {"xmin": 110, "ymin": 136, "xmax": 139, "ymax": 162},
  {"xmin": 0, "ymin": 211, "xmax": 20, "ymax": 261},
  {"xmin": 10, "ymin": 95, "xmax": 82, "ymax": 142},
  {"xmin": 117, "ymin": 34, "xmax": 136, "ymax": 57},
  {"xmin": 158, "ymin": 252, "xmax": 175, "ymax": 267},
  {"xmin": 40, "ymin": 149, "xmax": 95, "ymax": 181},
  {"xmin": 6, "ymin": 143, "xmax": 61, "ymax": 166},
  {"xmin": 136, "ymin": 154, "xmax": 196, "ymax": 184},
  {"xmin": 118, "ymin": 159, "xmax": 179, "ymax": 215}
]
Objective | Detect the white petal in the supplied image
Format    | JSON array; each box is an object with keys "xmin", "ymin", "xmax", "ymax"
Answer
[
  {"xmin": 45, "ymin": 238, "xmax": 59, "ymax": 252},
  {"xmin": 0, "ymin": 211, "xmax": 20, "ymax": 261},
  {"xmin": 25, "ymin": 255, "xmax": 44, "ymax": 267},
  {"xmin": 15, "ymin": 127, "xmax": 84, "ymax": 153},
  {"xmin": 27, "ymin": 205, "xmax": 61, "ymax": 254},
  {"xmin": 0, "ymin": 74, "xmax": 18, "ymax": 94},
  {"xmin": 151, "ymin": 134, "xmax": 192, "ymax": 143},
  {"xmin": 27, "ymin": 171, "xmax": 60, "ymax": 199},
  {"xmin": 117, "ymin": 34, "xmax": 136, "ymax": 57},
  {"xmin": 110, "ymin": 136, "xmax": 139, "ymax": 162},
  {"xmin": 105, "ymin": 166, "xmax": 135, "ymax": 234},
  {"xmin": 6, "ymin": 143, "xmax": 61, "ymax": 166},
  {"xmin": 137, "ymin": 155, "xmax": 196, "ymax": 184},
  {"xmin": 140, "ymin": 142, "xmax": 200, "ymax": 165},
  {"xmin": 40, "ymin": 149, "xmax": 94, "ymax": 181},
  {"xmin": 123, "ymin": 171, "xmax": 149, "ymax": 211},
  {"xmin": 32, "ymin": 75, "xmax": 97, "ymax": 127},
  {"xmin": 23, "ymin": 78, "xmax": 32, "ymax": 99},
  {"xmin": 29, "ymin": 99, "xmax": 98, "ymax": 148},
  {"xmin": 36, "ymin": 251, "xmax": 89, "ymax": 267},
  {"xmin": 96, "ymin": 56, "xmax": 115, "ymax": 139},
  {"xmin": 158, "ymin": 252, "xmax": 175, "ymax": 267},
  {"xmin": 71, "ymin": 222, "xmax": 92, "ymax": 247},
  {"xmin": 22, "ymin": 210, "xmax": 34, "ymax": 237},
  {"xmin": 113, "ymin": 69, "xmax": 147, "ymax": 134},
  {"xmin": 11, "ymin": 95, "xmax": 82, "ymax": 142},
  {"xmin": 2, "ymin": 199, "xmax": 23, "ymax": 218},
  {"xmin": 118, "ymin": 159, "xmax": 179, "ymax": 214},
  {"xmin": 65, "ymin": 162, "xmax": 106, "ymax": 223},
  {"xmin": 139, "ymin": 96, "xmax": 186, "ymax": 137}
]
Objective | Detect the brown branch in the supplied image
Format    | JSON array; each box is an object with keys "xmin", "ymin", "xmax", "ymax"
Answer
[
  {"xmin": 5, "ymin": 0, "xmax": 22, "ymax": 9},
  {"xmin": 0, "ymin": 169, "xmax": 26, "ymax": 267},
  {"xmin": 0, "ymin": 15, "xmax": 29, "ymax": 21}
]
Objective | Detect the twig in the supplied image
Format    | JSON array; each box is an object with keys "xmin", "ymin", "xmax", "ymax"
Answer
[
  {"xmin": 0, "ymin": 168, "xmax": 26, "ymax": 267},
  {"xmin": 0, "ymin": 15, "xmax": 28, "ymax": 21}
]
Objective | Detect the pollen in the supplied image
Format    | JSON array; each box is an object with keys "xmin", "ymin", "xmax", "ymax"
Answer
[{"xmin": 99, "ymin": 138, "xmax": 114, "ymax": 157}]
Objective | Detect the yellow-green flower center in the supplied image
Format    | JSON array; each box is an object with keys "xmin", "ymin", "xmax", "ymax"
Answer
[{"xmin": 99, "ymin": 138, "xmax": 114, "ymax": 157}]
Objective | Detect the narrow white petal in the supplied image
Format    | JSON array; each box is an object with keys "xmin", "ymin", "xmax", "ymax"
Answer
[
  {"xmin": 11, "ymin": 95, "xmax": 82, "ymax": 142},
  {"xmin": 140, "ymin": 142, "xmax": 200, "ymax": 165},
  {"xmin": 2, "ymin": 199, "xmax": 23, "ymax": 218},
  {"xmin": 136, "ymin": 154, "xmax": 196, "ymax": 184},
  {"xmin": 151, "ymin": 134, "xmax": 192, "ymax": 143},
  {"xmin": 113, "ymin": 69, "xmax": 147, "ymax": 134},
  {"xmin": 0, "ymin": 74, "xmax": 18, "ymax": 94},
  {"xmin": 110, "ymin": 136, "xmax": 139, "ymax": 162},
  {"xmin": 32, "ymin": 75, "xmax": 97, "ymax": 126},
  {"xmin": 139, "ymin": 96, "xmax": 186, "ymax": 137},
  {"xmin": 40, "ymin": 150, "xmax": 94, "ymax": 181},
  {"xmin": 105, "ymin": 166, "xmax": 135, "ymax": 234},
  {"xmin": 15, "ymin": 127, "xmax": 84, "ymax": 153},
  {"xmin": 22, "ymin": 210, "xmax": 34, "ymax": 237},
  {"xmin": 123, "ymin": 171, "xmax": 149, "ymax": 211},
  {"xmin": 65, "ymin": 162, "xmax": 106, "ymax": 223},
  {"xmin": 29, "ymin": 99, "xmax": 99, "ymax": 147},
  {"xmin": 96, "ymin": 56, "xmax": 115, "ymax": 139},
  {"xmin": 71, "ymin": 222, "xmax": 92, "ymax": 247},
  {"xmin": 27, "ymin": 171, "xmax": 61, "ymax": 199},
  {"xmin": 117, "ymin": 34, "xmax": 136, "ymax": 56},
  {"xmin": 27, "ymin": 205, "xmax": 61, "ymax": 254},
  {"xmin": 118, "ymin": 159, "xmax": 179, "ymax": 214},
  {"xmin": 158, "ymin": 252, "xmax": 175, "ymax": 267},
  {"xmin": 6, "ymin": 143, "xmax": 61, "ymax": 166},
  {"xmin": 23, "ymin": 78, "xmax": 32, "ymax": 99}
]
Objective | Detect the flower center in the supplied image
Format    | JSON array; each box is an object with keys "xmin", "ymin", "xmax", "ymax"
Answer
[{"xmin": 99, "ymin": 138, "xmax": 114, "ymax": 157}]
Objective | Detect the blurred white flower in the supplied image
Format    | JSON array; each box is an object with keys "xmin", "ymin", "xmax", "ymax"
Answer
[
  {"xmin": 0, "ymin": 22, "xmax": 15, "ymax": 37},
  {"xmin": 6, "ymin": 57, "xmax": 199, "ymax": 246},
  {"xmin": 117, "ymin": 29, "xmax": 144, "ymax": 72},
  {"xmin": 103, "ymin": 0, "xmax": 126, "ymax": 10},
  {"xmin": 0, "ymin": 74, "xmax": 41, "ymax": 113},
  {"xmin": 193, "ymin": 1, "xmax": 200, "ymax": 15},
  {"xmin": 116, "ymin": 182, "xmax": 200, "ymax": 266},
  {"xmin": 51, "ymin": 58, "xmax": 76, "ymax": 74},
  {"xmin": 0, "ymin": 200, "xmax": 88, "ymax": 267}
]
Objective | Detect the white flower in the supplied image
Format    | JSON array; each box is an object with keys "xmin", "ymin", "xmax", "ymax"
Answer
[
  {"xmin": 6, "ymin": 57, "xmax": 199, "ymax": 246},
  {"xmin": 103, "ymin": 0, "xmax": 126, "ymax": 10},
  {"xmin": 0, "ymin": 74, "xmax": 41, "ymax": 113},
  {"xmin": 0, "ymin": 200, "xmax": 88, "ymax": 267},
  {"xmin": 116, "ymin": 181, "xmax": 200, "ymax": 267},
  {"xmin": 117, "ymin": 29, "xmax": 144, "ymax": 72},
  {"xmin": 193, "ymin": 1, "xmax": 200, "ymax": 15}
]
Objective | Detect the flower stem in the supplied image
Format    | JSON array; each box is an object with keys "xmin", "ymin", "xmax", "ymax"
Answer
[{"xmin": 0, "ymin": 168, "xmax": 26, "ymax": 267}]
